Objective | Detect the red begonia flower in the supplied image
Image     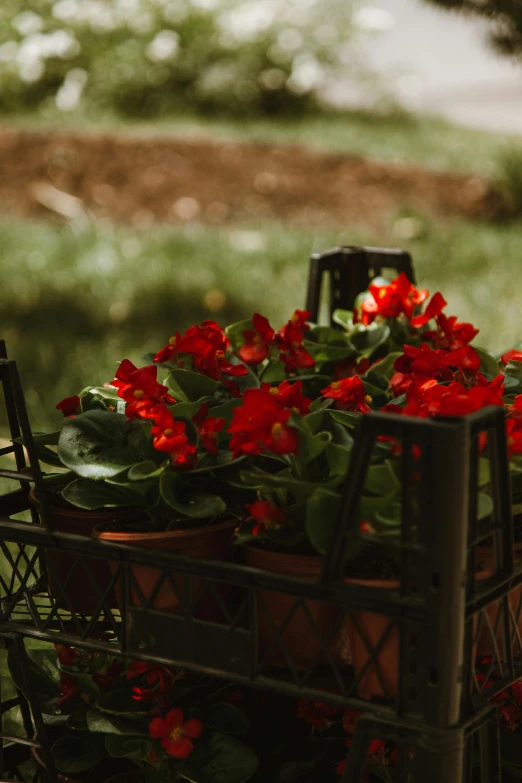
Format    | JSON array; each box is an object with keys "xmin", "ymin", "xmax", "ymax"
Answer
[
  {"xmin": 58, "ymin": 672, "xmax": 80, "ymax": 708},
  {"xmin": 56, "ymin": 395, "xmax": 81, "ymax": 417},
  {"xmin": 154, "ymin": 334, "xmax": 181, "ymax": 364},
  {"xmin": 240, "ymin": 313, "xmax": 275, "ymax": 365},
  {"xmin": 502, "ymin": 349, "xmax": 522, "ymax": 366},
  {"xmin": 54, "ymin": 644, "xmax": 78, "ymax": 667},
  {"xmin": 334, "ymin": 357, "xmax": 370, "ymax": 381},
  {"xmin": 446, "ymin": 346, "xmax": 481, "ymax": 375},
  {"xmin": 410, "ymin": 291, "xmax": 447, "ymax": 328},
  {"xmin": 228, "ymin": 388, "xmax": 300, "ymax": 458},
  {"xmin": 112, "ymin": 360, "xmax": 171, "ymax": 419},
  {"xmin": 321, "ymin": 376, "xmax": 372, "ymax": 412},
  {"xmin": 149, "ymin": 708, "xmax": 203, "ymax": 758},
  {"xmin": 151, "ymin": 407, "xmax": 188, "ymax": 454},
  {"xmin": 247, "ymin": 499, "xmax": 287, "ymax": 535},
  {"xmin": 296, "ymin": 698, "xmax": 339, "ymax": 729},
  {"xmin": 361, "ymin": 273, "xmax": 429, "ymax": 324},
  {"xmin": 199, "ymin": 417, "xmax": 225, "ymax": 455},
  {"xmin": 93, "ymin": 658, "xmax": 124, "ymax": 693},
  {"xmin": 261, "ymin": 379, "xmax": 311, "ymax": 416},
  {"xmin": 172, "ymin": 444, "xmax": 198, "ymax": 470},
  {"xmin": 127, "ymin": 661, "xmax": 173, "ymax": 701}
]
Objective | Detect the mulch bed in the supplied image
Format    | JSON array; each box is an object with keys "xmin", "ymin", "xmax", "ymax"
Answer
[{"xmin": 0, "ymin": 128, "xmax": 508, "ymax": 228}]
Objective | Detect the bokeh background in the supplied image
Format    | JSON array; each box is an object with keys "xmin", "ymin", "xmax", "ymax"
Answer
[{"xmin": 1, "ymin": 0, "xmax": 522, "ymax": 433}]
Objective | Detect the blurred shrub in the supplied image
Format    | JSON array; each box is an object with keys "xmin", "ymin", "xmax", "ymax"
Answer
[
  {"xmin": 0, "ymin": 0, "xmax": 363, "ymax": 118},
  {"xmin": 496, "ymin": 145, "xmax": 522, "ymax": 215}
]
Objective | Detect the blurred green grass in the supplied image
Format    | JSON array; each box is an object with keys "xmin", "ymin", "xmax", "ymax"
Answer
[
  {"xmin": 1, "ymin": 210, "xmax": 521, "ymax": 433},
  {"xmin": 3, "ymin": 107, "xmax": 517, "ymax": 176}
]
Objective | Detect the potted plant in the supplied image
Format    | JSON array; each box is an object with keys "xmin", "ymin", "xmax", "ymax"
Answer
[{"xmin": 8, "ymin": 642, "xmax": 259, "ymax": 783}]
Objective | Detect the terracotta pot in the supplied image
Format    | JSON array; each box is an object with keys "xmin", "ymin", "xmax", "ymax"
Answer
[
  {"xmin": 244, "ymin": 546, "xmax": 341, "ymax": 669},
  {"xmin": 30, "ymin": 486, "xmax": 145, "ymax": 615},
  {"xmin": 474, "ymin": 539, "xmax": 522, "ymax": 659},
  {"xmin": 341, "ymin": 577, "xmax": 400, "ymax": 700},
  {"xmin": 92, "ymin": 518, "xmax": 236, "ymax": 619}
]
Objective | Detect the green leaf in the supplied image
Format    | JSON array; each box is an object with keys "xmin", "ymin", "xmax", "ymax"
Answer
[
  {"xmin": 239, "ymin": 468, "xmax": 342, "ymax": 503},
  {"xmin": 298, "ymin": 427, "xmax": 332, "ymax": 464},
  {"xmin": 160, "ymin": 473, "xmax": 226, "ymax": 518},
  {"xmin": 328, "ymin": 410, "xmax": 361, "ymax": 430},
  {"xmin": 86, "ymin": 710, "xmax": 148, "ymax": 736},
  {"xmin": 190, "ymin": 452, "xmax": 246, "ymax": 474},
  {"xmin": 204, "ymin": 703, "xmax": 250, "ymax": 736},
  {"xmin": 105, "ymin": 734, "xmax": 151, "ymax": 760},
  {"xmin": 305, "ymin": 488, "xmax": 341, "ymax": 555},
  {"xmin": 225, "ymin": 318, "xmax": 252, "ymax": 352},
  {"xmin": 58, "ymin": 411, "xmax": 155, "ymax": 480},
  {"xmin": 127, "ymin": 460, "xmax": 167, "ymax": 481},
  {"xmin": 169, "ymin": 400, "xmax": 208, "ymax": 420},
  {"xmin": 259, "ymin": 362, "xmax": 286, "ymax": 384},
  {"xmin": 303, "ymin": 338, "xmax": 356, "ymax": 364},
  {"xmin": 364, "ymin": 462, "xmax": 400, "ymax": 498},
  {"xmin": 478, "ymin": 492, "xmax": 494, "ymax": 520},
  {"xmin": 208, "ymin": 398, "xmax": 243, "ymax": 423},
  {"xmin": 348, "ymin": 322, "xmax": 391, "ymax": 358},
  {"xmin": 179, "ymin": 732, "xmax": 258, "ymax": 783},
  {"xmin": 52, "ymin": 733, "xmax": 106, "ymax": 773},
  {"xmin": 326, "ymin": 442, "xmax": 351, "ymax": 476},
  {"xmin": 80, "ymin": 385, "xmax": 124, "ymax": 414},
  {"xmin": 61, "ymin": 478, "xmax": 148, "ymax": 510},
  {"xmin": 332, "ymin": 309, "xmax": 353, "ymax": 330},
  {"xmin": 8, "ymin": 647, "xmax": 59, "ymax": 706},
  {"xmin": 366, "ymin": 352, "xmax": 402, "ymax": 380},
  {"xmin": 474, "ymin": 347, "xmax": 500, "ymax": 377},
  {"xmin": 167, "ymin": 370, "xmax": 220, "ymax": 403}
]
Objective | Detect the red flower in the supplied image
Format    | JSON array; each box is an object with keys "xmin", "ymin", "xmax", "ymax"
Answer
[
  {"xmin": 296, "ymin": 698, "xmax": 339, "ymax": 729},
  {"xmin": 426, "ymin": 313, "xmax": 479, "ymax": 350},
  {"xmin": 127, "ymin": 661, "xmax": 173, "ymax": 701},
  {"xmin": 93, "ymin": 658, "xmax": 124, "ymax": 693},
  {"xmin": 321, "ymin": 376, "xmax": 372, "ymax": 412},
  {"xmin": 511, "ymin": 679, "xmax": 522, "ymax": 704},
  {"xmin": 247, "ymin": 499, "xmax": 287, "ymax": 535},
  {"xmin": 58, "ymin": 672, "xmax": 80, "ymax": 708},
  {"xmin": 171, "ymin": 444, "xmax": 198, "ymax": 470},
  {"xmin": 54, "ymin": 644, "xmax": 78, "ymax": 667},
  {"xmin": 506, "ymin": 418, "xmax": 522, "ymax": 458},
  {"xmin": 502, "ymin": 349, "xmax": 522, "ymax": 366},
  {"xmin": 112, "ymin": 360, "xmax": 172, "ymax": 419},
  {"xmin": 360, "ymin": 273, "xmax": 429, "ymax": 324},
  {"xmin": 228, "ymin": 388, "xmax": 299, "ymax": 458},
  {"xmin": 149, "ymin": 708, "xmax": 203, "ymax": 759},
  {"xmin": 199, "ymin": 417, "xmax": 225, "ymax": 455},
  {"xmin": 410, "ymin": 291, "xmax": 447, "ymax": 328},
  {"xmin": 151, "ymin": 407, "xmax": 189, "ymax": 454},
  {"xmin": 154, "ymin": 334, "xmax": 181, "ymax": 364},
  {"xmin": 275, "ymin": 311, "xmax": 315, "ymax": 373},
  {"xmin": 56, "ymin": 395, "xmax": 81, "ymax": 417},
  {"xmin": 500, "ymin": 705, "xmax": 522, "ymax": 731},
  {"xmin": 261, "ymin": 379, "xmax": 311, "ymax": 416},
  {"xmin": 446, "ymin": 346, "xmax": 481, "ymax": 376},
  {"xmin": 334, "ymin": 357, "xmax": 370, "ymax": 381},
  {"xmin": 239, "ymin": 314, "xmax": 275, "ymax": 365}
]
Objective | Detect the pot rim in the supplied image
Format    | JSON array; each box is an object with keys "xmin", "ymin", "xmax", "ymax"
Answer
[
  {"xmin": 243, "ymin": 543, "xmax": 323, "ymax": 568},
  {"xmin": 345, "ymin": 576, "xmax": 401, "ymax": 589},
  {"xmin": 92, "ymin": 516, "xmax": 236, "ymax": 542}
]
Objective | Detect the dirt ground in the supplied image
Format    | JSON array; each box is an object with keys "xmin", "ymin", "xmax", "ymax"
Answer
[{"xmin": 0, "ymin": 128, "xmax": 507, "ymax": 228}]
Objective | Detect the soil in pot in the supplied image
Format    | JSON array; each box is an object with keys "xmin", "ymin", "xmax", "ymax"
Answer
[
  {"xmin": 93, "ymin": 517, "xmax": 236, "ymax": 620},
  {"xmin": 244, "ymin": 545, "xmax": 341, "ymax": 670},
  {"xmin": 30, "ymin": 485, "xmax": 146, "ymax": 616}
]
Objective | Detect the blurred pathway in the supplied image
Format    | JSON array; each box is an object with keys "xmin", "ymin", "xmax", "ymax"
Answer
[{"xmin": 357, "ymin": 0, "xmax": 522, "ymax": 133}]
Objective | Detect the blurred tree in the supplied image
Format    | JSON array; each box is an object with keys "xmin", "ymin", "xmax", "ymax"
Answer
[{"xmin": 423, "ymin": 0, "xmax": 522, "ymax": 59}]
